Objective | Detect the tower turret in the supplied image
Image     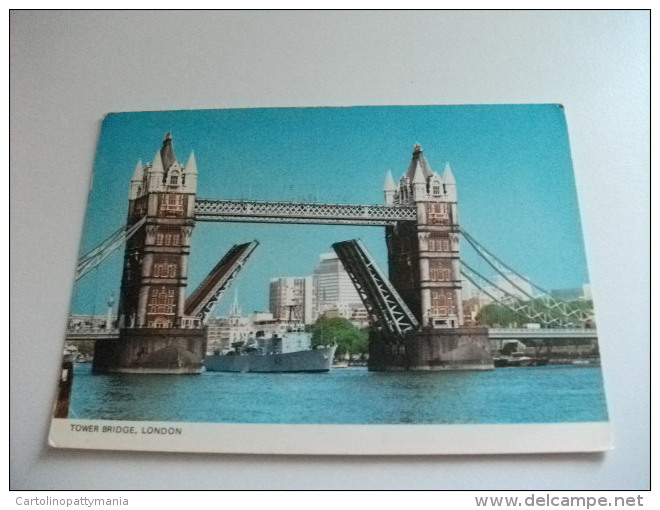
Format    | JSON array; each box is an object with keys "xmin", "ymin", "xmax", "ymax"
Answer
[
  {"xmin": 383, "ymin": 170, "xmax": 396, "ymax": 205},
  {"xmin": 148, "ymin": 149, "xmax": 165, "ymax": 192},
  {"xmin": 129, "ymin": 160, "xmax": 145, "ymax": 200},
  {"xmin": 412, "ymin": 160, "xmax": 427, "ymax": 201},
  {"xmin": 183, "ymin": 151, "xmax": 198, "ymax": 194},
  {"xmin": 441, "ymin": 162, "xmax": 457, "ymax": 201}
]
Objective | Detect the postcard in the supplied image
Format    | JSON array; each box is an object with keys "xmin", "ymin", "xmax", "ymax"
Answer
[{"xmin": 49, "ymin": 105, "xmax": 611, "ymax": 455}]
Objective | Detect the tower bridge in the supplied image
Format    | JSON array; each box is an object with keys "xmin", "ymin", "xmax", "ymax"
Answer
[{"xmin": 86, "ymin": 134, "xmax": 594, "ymax": 374}]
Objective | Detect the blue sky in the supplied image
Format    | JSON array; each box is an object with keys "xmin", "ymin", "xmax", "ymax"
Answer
[{"xmin": 71, "ymin": 105, "xmax": 588, "ymax": 316}]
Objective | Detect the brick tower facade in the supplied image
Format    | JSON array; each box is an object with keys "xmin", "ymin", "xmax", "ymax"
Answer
[
  {"xmin": 384, "ymin": 144, "xmax": 463, "ymax": 329},
  {"xmin": 117, "ymin": 133, "xmax": 198, "ymax": 329},
  {"xmin": 94, "ymin": 134, "xmax": 206, "ymax": 374},
  {"xmin": 373, "ymin": 144, "xmax": 491, "ymax": 370}
]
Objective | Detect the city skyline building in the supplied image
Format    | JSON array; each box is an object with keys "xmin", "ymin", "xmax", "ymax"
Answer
[
  {"xmin": 268, "ymin": 276, "xmax": 314, "ymax": 324},
  {"xmin": 313, "ymin": 252, "xmax": 368, "ymax": 326},
  {"xmin": 206, "ymin": 292, "xmax": 253, "ymax": 354}
]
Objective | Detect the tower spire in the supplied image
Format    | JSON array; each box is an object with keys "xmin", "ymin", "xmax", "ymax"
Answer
[
  {"xmin": 131, "ymin": 159, "xmax": 144, "ymax": 181},
  {"xmin": 229, "ymin": 290, "xmax": 241, "ymax": 321},
  {"xmin": 412, "ymin": 160, "xmax": 427, "ymax": 200},
  {"xmin": 383, "ymin": 170, "xmax": 396, "ymax": 192},
  {"xmin": 183, "ymin": 151, "xmax": 198, "ymax": 193},
  {"xmin": 383, "ymin": 170, "xmax": 396, "ymax": 205},
  {"xmin": 160, "ymin": 132, "xmax": 176, "ymax": 171},
  {"xmin": 405, "ymin": 143, "xmax": 434, "ymax": 180},
  {"xmin": 442, "ymin": 162, "xmax": 456, "ymax": 201},
  {"xmin": 129, "ymin": 160, "xmax": 145, "ymax": 199},
  {"xmin": 442, "ymin": 162, "xmax": 455, "ymax": 184},
  {"xmin": 148, "ymin": 148, "xmax": 165, "ymax": 191},
  {"xmin": 185, "ymin": 151, "xmax": 198, "ymax": 174}
]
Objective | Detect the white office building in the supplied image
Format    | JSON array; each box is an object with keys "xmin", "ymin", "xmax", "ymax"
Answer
[
  {"xmin": 269, "ymin": 276, "xmax": 314, "ymax": 324},
  {"xmin": 313, "ymin": 252, "xmax": 367, "ymax": 326}
]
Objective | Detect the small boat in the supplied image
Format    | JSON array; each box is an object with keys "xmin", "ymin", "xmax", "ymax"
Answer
[
  {"xmin": 63, "ymin": 345, "xmax": 78, "ymax": 363},
  {"xmin": 494, "ymin": 352, "xmax": 549, "ymax": 367}
]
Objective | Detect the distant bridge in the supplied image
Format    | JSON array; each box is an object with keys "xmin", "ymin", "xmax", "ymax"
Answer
[
  {"xmin": 65, "ymin": 329, "xmax": 119, "ymax": 342},
  {"xmin": 488, "ymin": 328, "xmax": 597, "ymax": 340},
  {"xmin": 65, "ymin": 327, "xmax": 597, "ymax": 343}
]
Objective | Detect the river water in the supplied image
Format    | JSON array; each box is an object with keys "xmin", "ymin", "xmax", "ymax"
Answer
[{"xmin": 68, "ymin": 363, "xmax": 608, "ymax": 425}]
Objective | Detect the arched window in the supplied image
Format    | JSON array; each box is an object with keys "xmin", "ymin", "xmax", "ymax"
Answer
[{"xmin": 152, "ymin": 317, "xmax": 169, "ymax": 328}]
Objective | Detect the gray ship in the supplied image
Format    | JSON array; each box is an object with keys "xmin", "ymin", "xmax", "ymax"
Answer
[{"xmin": 204, "ymin": 328, "xmax": 337, "ymax": 373}]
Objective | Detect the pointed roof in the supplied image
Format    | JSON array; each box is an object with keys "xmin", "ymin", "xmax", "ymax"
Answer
[
  {"xmin": 412, "ymin": 160, "xmax": 426, "ymax": 184},
  {"xmin": 442, "ymin": 162, "xmax": 456, "ymax": 185},
  {"xmin": 151, "ymin": 148, "xmax": 164, "ymax": 174},
  {"xmin": 131, "ymin": 160, "xmax": 144, "ymax": 181},
  {"xmin": 405, "ymin": 144, "xmax": 434, "ymax": 180},
  {"xmin": 383, "ymin": 170, "xmax": 396, "ymax": 191},
  {"xmin": 160, "ymin": 132, "xmax": 177, "ymax": 171},
  {"xmin": 185, "ymin": 151, "xmax": 198, "ymax": 174}
]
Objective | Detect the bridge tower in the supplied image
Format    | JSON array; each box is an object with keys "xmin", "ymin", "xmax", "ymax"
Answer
[
  {"xmin": 373, "ymin": 144, "xmax": 491, "ymax": 370},
  {"xmin": 117, "ymin": 132, "xmax": 198, "ymax": 329},
  {"xmin": 385, "ymin": 144, "xmax": 463, "ymax": 328},
  {"xmin": 93, "ymin": 134, "xmax": 206, "ymax": 374}
]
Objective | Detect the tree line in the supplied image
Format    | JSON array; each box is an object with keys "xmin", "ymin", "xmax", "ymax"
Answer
[{"xmin": 310, "ymin": 316, "xmax": 368, "ymax": 356}]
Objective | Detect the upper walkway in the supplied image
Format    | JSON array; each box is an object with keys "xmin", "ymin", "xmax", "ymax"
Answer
[{"xmin": 194, "ymin": 199, "xmax": 417, "ymax": 226}]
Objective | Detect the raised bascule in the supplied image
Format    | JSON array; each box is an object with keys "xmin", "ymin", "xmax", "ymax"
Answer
[{"xmin": 88, "ymin": 134, "xmax": 589, "ymax": 374}]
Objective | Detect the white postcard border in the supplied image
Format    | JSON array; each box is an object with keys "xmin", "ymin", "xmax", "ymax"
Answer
[{"xmin": 49, "ymin": 419, "xmax": 612, "ymax": 455}]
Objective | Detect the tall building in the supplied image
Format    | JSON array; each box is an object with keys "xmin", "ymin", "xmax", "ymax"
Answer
[
  {"xmin": 313, "ymin": 253, "xmax": 367, "ymax": 326},
  {"xmin": 117, "ymin": 133, "xmax": 198, "ymax": 329},
  {"xmin": 269, "ymin": 276, "xmax": 313, "ymax": 324},
  {"xmin": 384, "ymin": 143, "xmax": 462, "ymax": 328}
]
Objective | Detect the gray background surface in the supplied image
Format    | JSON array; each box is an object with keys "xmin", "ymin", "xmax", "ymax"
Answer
[{"xmin": 10, "ymin": 11, "xmax": 649, "ymax": 489}]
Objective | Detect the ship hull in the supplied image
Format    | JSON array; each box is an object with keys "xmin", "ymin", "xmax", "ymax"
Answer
[{"xmin": 204, "ymin": 346, "xmax": 336, "ymax": 373}]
